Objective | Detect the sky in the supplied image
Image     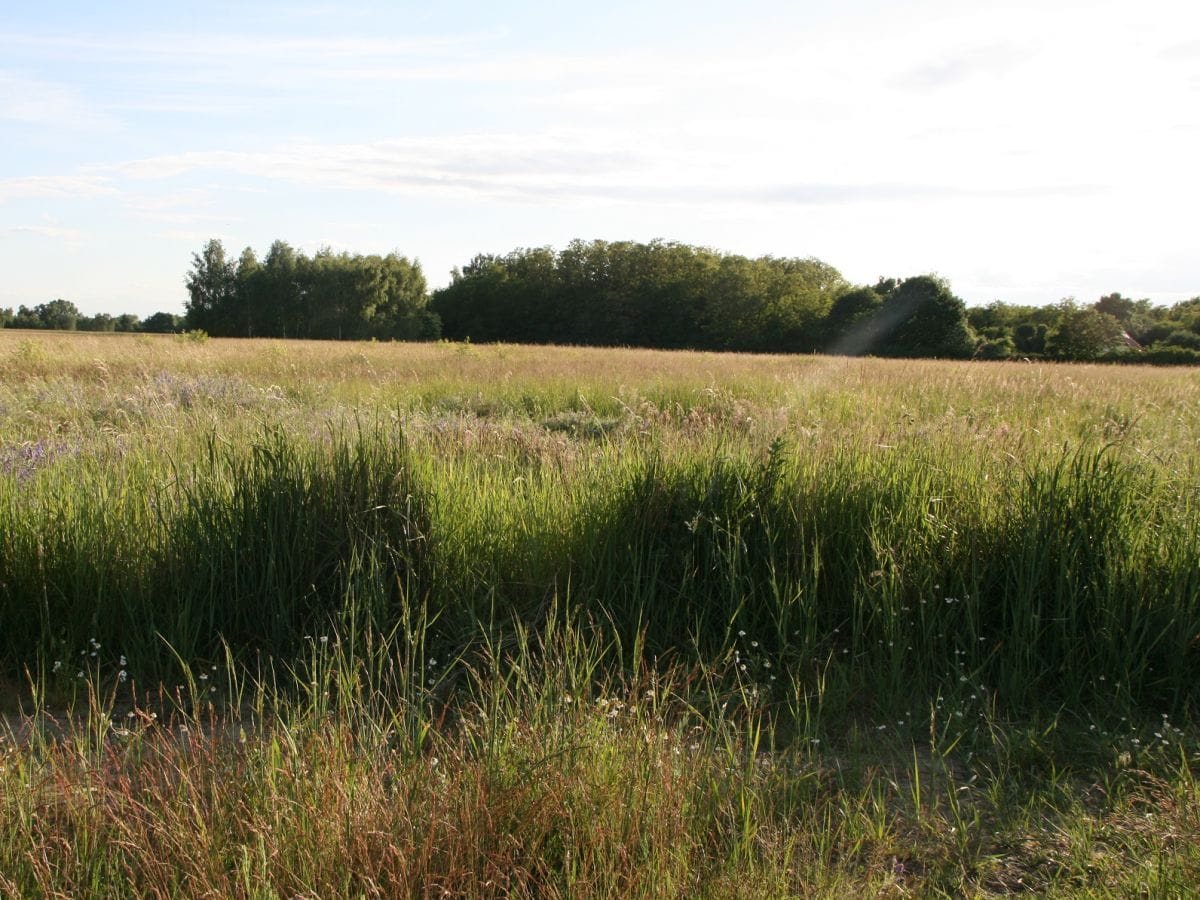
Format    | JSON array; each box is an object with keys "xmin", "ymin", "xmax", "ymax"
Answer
[{"xmin": 1, "ymin": 0, "xmax": 1198, "ymax": 318}]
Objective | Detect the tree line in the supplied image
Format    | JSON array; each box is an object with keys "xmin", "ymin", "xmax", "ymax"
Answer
[
  {"xmin": 182, "ymin": 239, "xmax": 438, "ymax": 340},
  {"xmin": 0, "ymin": 299, "xmax": 182, "ymax": 334},
  {"xmin": 4, "ymin": 237, "xmax": 1198, "ymax": 363},
  {"xmin": 428, "ymin": 240, "xmax": 1199, "ymax": 362}
]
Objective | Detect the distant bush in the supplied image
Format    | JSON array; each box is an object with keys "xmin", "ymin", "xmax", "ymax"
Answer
[
  {"xmin": 1162, "ymin": 329, "xmax": 1200, "ymax": 350},
  {"xmin": 1139, "ymin": 346, "xmax": 1200, "ymax": 365},
  {"xmin": 976, "ymin": 336, "xmax": 1016, "ymax": 360}
]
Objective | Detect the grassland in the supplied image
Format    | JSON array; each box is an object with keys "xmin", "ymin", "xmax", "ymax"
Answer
[{"xmin": 1, "ymin": 330, "xmax": 1198, "ymax": 896}]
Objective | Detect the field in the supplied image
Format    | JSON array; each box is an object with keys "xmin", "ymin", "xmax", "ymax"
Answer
[{"xmin": 1, "ymin": 330, "xmax": 1199, "ymax": 896}]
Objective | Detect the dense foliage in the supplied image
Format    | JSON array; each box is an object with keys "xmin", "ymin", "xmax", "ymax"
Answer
[
  {"xmin": 970, "ymin": 293, "xmax": 1200, "ymax": 363},
  {"xmin": 431, "ymin": 240, "xmax": 847, "ymax": 352},
  {"xmin": 184, "ymin": 239, "xmax": 439, "ymax": 340},
  {"xmin": 4, "ymin": 238, "xmax": 1200, "ymax": 362},
  {"xmin": 431, "ymin": 241, "xmax": 975, "ymax": 358},
  {"xmin": 0, "ymin": 299, "xmax": 179, "ymax": 334}
]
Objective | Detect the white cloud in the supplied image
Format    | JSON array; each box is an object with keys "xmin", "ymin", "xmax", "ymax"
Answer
[
  {"xmin": 4, "ymin": 224, "xmax": 84, "ymax": 240},
  {"xmin": 0, "ymin": 72, "xmax": 116, "ymax": 130},
  {"xmin": 0, "ymin": 175, "xmax": 116, "ymax": 202},
  {"xmin": 891, "ymin": 44, "xmax": 1035, "ymax": 90},
  {"xmin": 87, "ymin": 123, "xmax": 1115, "ymax": 214}
]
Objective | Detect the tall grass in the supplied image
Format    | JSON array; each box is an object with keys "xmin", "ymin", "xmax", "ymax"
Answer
[
  {"xmin": 2, "ymin": 419, "xmax": 1196, "ymax": 719},
  {"xmin": 1, "ymin": 333, "xmax": 1198, "ymax": 894},
  {"xmin": 3, "ymin": 609, "xmax": 1198, "ymax": 896}
]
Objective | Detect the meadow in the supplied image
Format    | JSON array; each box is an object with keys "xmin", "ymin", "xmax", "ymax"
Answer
[{"xmin": 1, "ymin": 329, "xmax": 1198, "ymax": 896}]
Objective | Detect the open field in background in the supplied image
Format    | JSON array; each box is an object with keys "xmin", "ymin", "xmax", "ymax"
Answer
[{"xmin": 1, "ymin": 330, "xmax": 1199, "ymax": 895}]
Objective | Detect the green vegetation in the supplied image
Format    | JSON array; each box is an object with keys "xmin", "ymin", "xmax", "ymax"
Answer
[
  {"xmin": 6, "ymin": 239, "xmax": 1200, "ymax": 366},
  {"xmin": 970, "ymin": 294, "xmax": 1200, "ymax": 364},
  {"xmin": 1, "ymin": 332, "xmax": 1198, "ymax": 895},
  {"xmin": 184, "ymin": 238, "xmax": 439, "ymax": 340}
]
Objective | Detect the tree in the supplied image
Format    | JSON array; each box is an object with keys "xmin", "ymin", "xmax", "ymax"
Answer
[
  {"xmin": 1013, "ymin": 322, "xmax": 1048, "ymax": 354},
  {"xmin": 184, "ymin": 239, "xmax": 236, "ymax": 333},
  {"xmin": 822, "ymin": 286, "xmax": 885, "ymax": 353},
  {"xmin": 34, "ymin": 299, "xmax": 82, "ymax": 330},
  {"xmin": 259, "ymin": 240, "xmax": 304, "ymax": 337},
  {"xmin": 870, "ymin": 276, "xmax": 976, "ymax": 358},
  {"xmin": 78, "ymin": 313, "xmax": 116, "ymax": 332},
  {"xmin": 1046, "ymin": 300, "xmax": 1125, "ymax": 360},
  {"xmin": 11, "ymin": 306, "xmax": 41, "ymax": 329},
  {"xmin": 976, "ymin": 335, "xmax": 1016, "ymax": 359},
  {"xmin": 1094, "ymin": 292, "xmax": 1136, "ymax": 324},
  {"xmin": 232, "ymin": 247, "xmax": 264, "ymax": 337},
  {"xmin": 432, "ymin": 240, "xmax": 844, "ymax": 352},
  {"xmin": 142, "ymin": 311, "xmax": 182, "ymax": 333}
]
